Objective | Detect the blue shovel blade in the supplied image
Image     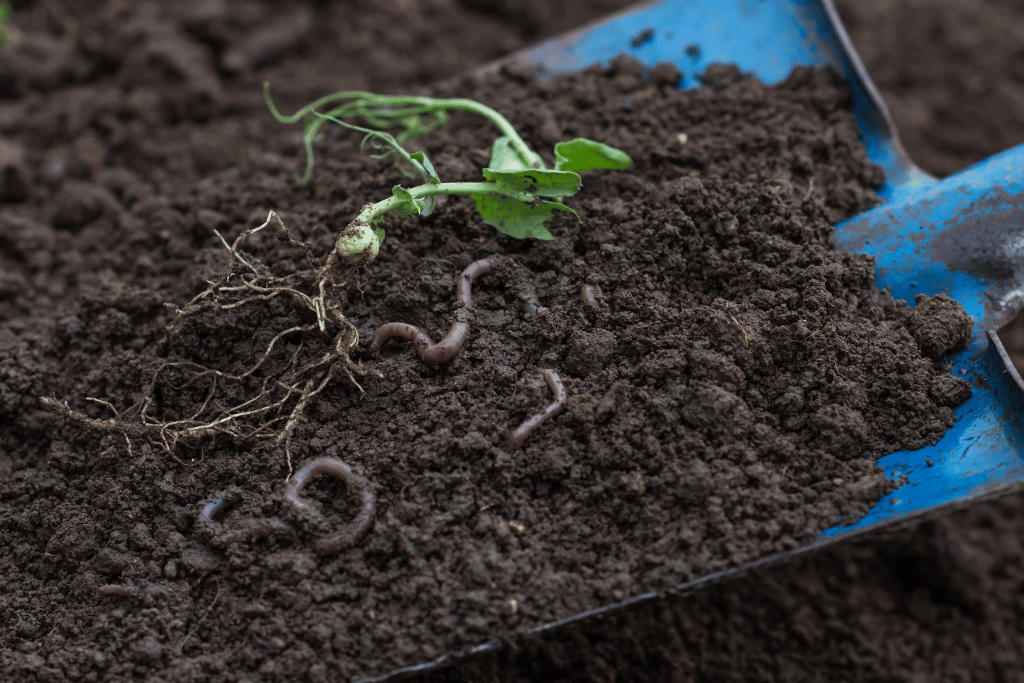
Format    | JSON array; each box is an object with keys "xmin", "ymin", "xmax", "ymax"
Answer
[
  {"xmin": 368, "ymin": 2, "xmax": 1024, "ymax": 679},
  {"xmin": 485, "ymin": 0, "xmax": 1024, "ymax": 546},
  {"xmin": 484, "ymin": 0, "xmax": 1024, "ymax": 547}
]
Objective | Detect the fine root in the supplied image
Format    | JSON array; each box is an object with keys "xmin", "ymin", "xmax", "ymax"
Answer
[
  {"xmin": 284, "ymin": 457, "xmax": 377, "ymax": 554},
  {"xmin": 507, "ymin": 369, "xmax": 567, "ymax": 449},
  {"xmin": 42, "ymin": 211, "xmax": 374, "ymax": 476},
  {"xmin": 725, "ymin": 304, "xmax": 751, "ymax": 347},
  {"xmin": 365, "ymin": 259, "xmax": 491, "ymax": 366}
]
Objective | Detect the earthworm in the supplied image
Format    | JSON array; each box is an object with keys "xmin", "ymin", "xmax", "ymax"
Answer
[
  {"xmin": 97, "ymin": 584, "xmax": 139, "ymax": 598},
  {"xmin": 517, "ymin": 283, "xmax": 547, "ymax": 315},
  {"xmin": 201, "ymin": 490, "xmax": 243, "ymax": 522},
  {"xmin": 507, "ymin": 369, "xmax": 567, "ymax": 449},
  {"xmin": 365, "ymin": 259, "xmax": 491, "ymax": 366},
  {"xmin": 284, "ymin": 457, "xmax": 377, "ymax": 554},
  {"xmin": 201, "ymin": 489, "xmax": 296, "ymax": 547}
]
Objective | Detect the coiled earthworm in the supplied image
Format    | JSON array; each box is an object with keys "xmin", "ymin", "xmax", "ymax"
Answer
[
  {"xmin": 365, "ymin": 259, "xmax": 491, "ymax": 366},
  {"xmin": 284, "ymin": 457, "xmax": 377, "ymax": 554},
  {"xmin": 201, "ymin": 489, "xmax": 295, "ymax": 547},
  {"xmin": 507, "ymin": 369, "xmax": 567, "ymax": 449}
]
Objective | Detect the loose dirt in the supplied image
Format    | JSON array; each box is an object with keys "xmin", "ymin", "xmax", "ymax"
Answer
[
  {"xmin": 1, "ymin": 1, "xmax": 1016, "ymax": 682},
  {"xmin": 1, "ymin": 52, "xmax": 974, "ymax": 683}
]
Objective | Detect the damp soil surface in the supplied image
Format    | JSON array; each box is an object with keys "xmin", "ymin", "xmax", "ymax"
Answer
[{"xmin": 0, "ymin": 1, "xmax": 992, "ymax": 682}]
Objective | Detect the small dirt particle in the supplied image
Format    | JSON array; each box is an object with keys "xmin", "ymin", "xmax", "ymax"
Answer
[
  {"xmin": 564, "ymin": 328, "xmax": 617, "ymax": 377},
  {"xmin": 811, "ymin": 404, "xmax": 870, "ymax": 459},
  {"xmin": 130, "ymin": 635, "xmax": 163, "ymax": 665},
  {"xmin": 91, "ymin": 547, "xmax": 133, "ymax": 575},
  {"xmin": 929, "ymin": 373, "xmax": 973, "ymax": 407},
  {"xmin": 649, "ymin": 62, "xmax": 683, "ymax": 87}
]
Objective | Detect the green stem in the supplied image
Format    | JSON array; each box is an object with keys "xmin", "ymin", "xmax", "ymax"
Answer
[
  {"xmin": 263, "ymin": 82, "xmax": 543, "ymax": 172},
  {"xmin": 356, "ymin": 182, "xmax": 533, "ymax": 224}
]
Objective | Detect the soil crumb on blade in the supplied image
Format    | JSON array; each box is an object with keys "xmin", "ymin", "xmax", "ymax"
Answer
[
  {"xmin": 906, "ymin": 293, "xmax": 973, "ymax": 359},
  {"xmin": 1, "ymin": 54, "xmax": 978, "ymax": 683}
]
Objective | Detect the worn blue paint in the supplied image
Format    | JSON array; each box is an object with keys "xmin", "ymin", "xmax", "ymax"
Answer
[
  {"xmin": 502, "ymin": 1, "xmax": 1024, "ymax": 544},
  {"xmin": 824, "ymin": 145, "xmax": 1024, "ymax": 536},
  {"xmin": 821, "ymin": 336, "xmax": 1024, "ymax": 536}
]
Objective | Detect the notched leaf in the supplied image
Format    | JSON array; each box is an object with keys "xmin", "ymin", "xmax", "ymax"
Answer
[
  {"xmin": 472, "ymin": 194, "xmax": 579, "ymax": 240},
  {"xmin": 554, "ymin": 138, "xmax": 632, "ymax": 173},
  {"xmin": 482, "ymin": 168, "xmax": 582, "ymax": 198},
  {"xmin": 486, "ymin": 136, "xmax": 542, "ymax": 172}
]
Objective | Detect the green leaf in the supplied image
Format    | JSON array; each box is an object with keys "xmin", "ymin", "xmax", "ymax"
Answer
[
  {"xmin": 482, "ymin": 168, "xmax": 582, "ymax": 199},
  {"xmin": 391, "ymin": 186, "xmax": 425, "ymax": 220},
  {"xmin": 0, "ymin": 3, "xmax": 10, "ymax": 48},
  {"xmin": 409, "ymin": 151, "xmax": 439, "ymax": 216},
  {"xmin": 420, "ymin": 195, "xmax": 437, "ymax": 217},
  {"xmin": 554, "ymin": 138, "xmax": 632, "ymax": 173},
  {"xmin": 473, "ymin": 194, "xmax": 579, "ymax": 241},
  {"xmin": 486, "ymin": 137, "xmax": 533, "ymax": 172},
  {"xmin": 374, "ymin": 226, "xmax": 386, "ymax": 245},
  {"xmin": 410, "ymin": 151, "xmax": 440, "ymax": 184}
]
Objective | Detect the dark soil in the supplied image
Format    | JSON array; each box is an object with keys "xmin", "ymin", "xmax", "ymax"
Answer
[
  {"xmin": 426, "ymin": 493, "xmax": 1024, "ymax": 683},
  {"xmin": 1, "ymin": 0, "xmax": 1021, "ymax": 682}
]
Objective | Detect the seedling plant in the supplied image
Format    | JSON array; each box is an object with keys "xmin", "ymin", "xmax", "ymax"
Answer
[
  {"xmin": 42, "ymin": 82, "xmax": 631, "ymax": 476},
  {"xmin": 260, "ymin": 82, "xmax": 631, "ymax": 263}
]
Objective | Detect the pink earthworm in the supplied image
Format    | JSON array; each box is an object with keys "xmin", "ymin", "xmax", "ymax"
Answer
[
  {"xmin": 507, "ymin": 369, "xmax": 568, "ymax": 449},
  {"xmin": 284, "ymin": 457, "xmax": 377, "ymax": 554},
  {"xmin": 365, "ymin": 259, "xmax": 491, "ymax": 366}
]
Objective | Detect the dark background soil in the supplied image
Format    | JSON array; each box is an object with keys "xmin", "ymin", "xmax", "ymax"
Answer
[{"xmin": 2, "ymin": 0, "xmax": 1024, "ymax": 681}]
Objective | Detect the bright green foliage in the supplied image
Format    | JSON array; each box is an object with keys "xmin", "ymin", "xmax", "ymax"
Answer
[
  {"xmin": 0, "ymin": 3, "xmax": 11, "ymax": 47},
  {"xmin": 474, "ymin": 136, "xmax": 582, "ymax": 240},
  {"xmin": 554, "ymin": 138, "xmax": 633, "ymax": 173},
  {"xmin": 473, "ymin": 195, "xmax": 578, "ymax": 241},
  {"xmin": 390, "ymin": 186, "xmax": 426, "ymax": 220},
  {"xmin": 484, "ymin": 136, "xmax": 535, "ymax": 173},
  {"xmin": 264, "ymin": 83, "xmax": 632, "ymax": 261}
]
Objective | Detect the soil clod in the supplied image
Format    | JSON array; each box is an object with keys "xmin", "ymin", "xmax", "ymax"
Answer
[{"xmin": 907, "ymin": 293, "xmax": 974, "ymax": 359}]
